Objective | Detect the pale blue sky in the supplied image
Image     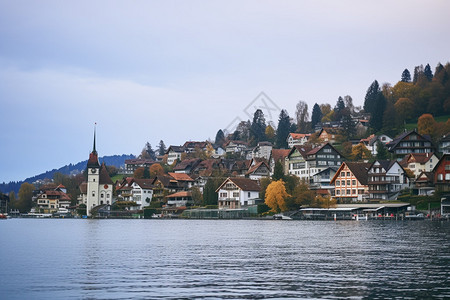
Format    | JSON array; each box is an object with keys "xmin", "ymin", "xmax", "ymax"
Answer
[{"xmin": 1, "ymin": 0, "xmax": 449, "ymax": 183}]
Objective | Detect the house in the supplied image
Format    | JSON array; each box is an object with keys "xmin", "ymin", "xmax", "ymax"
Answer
[
  {"xmin": 286, "ymin": 133, "xmax": 311, "ymax": 148},
  {"xmin": 165, "ymin": 191, "xmax": 192, "ymax": 208},
  {"xmin": 287, "ymin": 143, "xmax": 343, "ymax": 182},
  {"xmin": 399, "ymin": 152, "xmax": 438, "ymax": 178},
  {"xmin": 131, "ymin": 179, "xmax": 154, "ymax": 209},
  {"xmin": 166, "ymin": 146, "xmax": 185, "ymax": 165},
  {"xmin": 245, "ymin": 161, "xmax": 270, "ymax": 180},
  {"xmin": 151, "ymin": 175, "xmax": 181, "ymax": 202},
  {"xmin": 269, "ymin": 149, "xmax": 290, "ymax": 175},
  {"xmin": 360, "ymin": 134, "xmax": 392, "ymax": 156},
  {"xmin": 224, "ymin": 140, "xmax": 249, "ymax": 155},
  {"xmin": 286, "ymin": 145, "xmax": 312, "ymax": 180},
  {"xmin": 252, "ymin": 141, "xmax": 272, "ymax": 160},
  {"xmin": 414, "ymin": 172, "xmax": 435, "ymax": 196},
  {"xmin": 367, "ymin": 160, "xmax": 410, "ymax": 201},
  {"xmin": 192, "ymin": 159, "xmax": 225, "ymax": 177},
  {"xmin": 183, "ymin": 141, "xmax": 209, "ymax": 153},
  {"xmin": 386, "ymin": 130, "xmax": 435, "ymax": 159},
  {"xmin": 173, "ymin": 158, "xmax": 201, "ymax": 174},
  {"xmin": 36, "ymin": 189, "xmax": 72, "ymax": 213},
  {"xmin": 331, "ymin": 162, "xmax": 371, "ymax": 202},
  {"xmin": 124, "ymin": 159, "xmax": 155, "ymax": 175},
  {"xmin": 439, "ymin": 132, "xmax": 450, "ymax": 154},
  {"xmin": 317, "ymin": 128, "xmax": 342, "ymax": 144},
  {"xmin": 310, "ymin": 167, "xmax": 338, "ymax": 192},
  {"xmin": 216, "ymin": 177, "xmax": 260, "ymax": 209},
  {"xmin": 168, "ymin": 172, "xmax": 194, "ymax": 189},
  {"xmin": 433, "ymin": 153, "xmax": 450, "ymax": 191}
]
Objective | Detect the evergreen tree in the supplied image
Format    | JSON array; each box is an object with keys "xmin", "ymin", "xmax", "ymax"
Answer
[
  {"xmin": 401, "ymin": 69, "xmax": 411, "ymax": 82},
  {"xmin": 203, "ymin": 178, "xmax": 219, "ymax": 206},
  {"xmin": 376, "ymin": 141, "xmax": 389, "ymax": 160},
  {"xmin": 214, "ymin": 129, "xmax": 225, "ymax": 146},
  {"xmin": 158, "ymin": 140, "xmax": 167, "ymax": 156},
  {"xmin": 143, "ymin": 167, "xmax": 150, "ymax": 179},
  {"xmin": 144, "ymin": 142, "xmax": 156, "ymax": 160},
  {"xmin": 311, "ymin": 103, "xmax": 322, "ymax": 130},
  {"xmin": 275, "ymin": 109, "xmax": 291, "ymax": 149},
  {"xmin": 424, "ymin": 63, "xmax": 433, "ymax": 81},
  {"xmin": 250, "ymin": 109, "xmax": 267, "ymax": 146},
  {"xmin": 272, "ymin": 160, "xmax": 285, "ymax": 181},
  {"xmin": 335, "ymin": 96, "xmax": 345, "ymax": 113},
  {"xmin": 364, "ymin": 80, "xmax": 386, "ymax": 132},
  {"xmin": 413, "ymin": 65, "xmax": 424, "ymax": 83}
]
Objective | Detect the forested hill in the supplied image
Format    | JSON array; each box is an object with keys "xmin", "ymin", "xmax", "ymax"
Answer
[{"xmin": 0, "ymin": 154, "xmax": 135, "ymax": 194}]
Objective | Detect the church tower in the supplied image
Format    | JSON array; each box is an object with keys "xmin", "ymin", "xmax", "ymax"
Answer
[{"xmin": 86, "ymin": 126, "xmax": 100, "ymax": 216}]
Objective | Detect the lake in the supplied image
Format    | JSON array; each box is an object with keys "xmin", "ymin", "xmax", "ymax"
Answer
[{"xmin": 0, "ymin": 219, "xmax": 449, "ymax": 299}]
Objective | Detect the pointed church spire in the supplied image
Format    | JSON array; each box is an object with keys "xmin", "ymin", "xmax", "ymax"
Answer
[
  {"xmin": 87, "ymin": 123, "xmax": 100, "ymax": 168},
  {"xmin": 93, "ymin": 122, "xmax": 97, "ymax": 154}
]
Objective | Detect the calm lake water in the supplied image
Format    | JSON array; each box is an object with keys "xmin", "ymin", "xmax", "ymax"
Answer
[{"xmin": 0, "ymin": 219, "xmax": 449, "ymax": 299}]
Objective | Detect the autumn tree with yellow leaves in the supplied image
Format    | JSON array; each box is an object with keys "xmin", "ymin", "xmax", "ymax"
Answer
[{"xmin": 265, "ymin": 180, "xmax": 290, "ymax": 213}]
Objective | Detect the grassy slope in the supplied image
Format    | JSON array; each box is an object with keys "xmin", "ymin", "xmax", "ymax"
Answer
[{"xmin": 404, "ymin": 114, "xmax": 450, "ymax": 131}]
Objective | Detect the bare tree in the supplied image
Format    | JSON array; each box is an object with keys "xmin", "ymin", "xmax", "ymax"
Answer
[{"xmin": 295, "ymin": 100, "xmax": 309, "ymax": 132}]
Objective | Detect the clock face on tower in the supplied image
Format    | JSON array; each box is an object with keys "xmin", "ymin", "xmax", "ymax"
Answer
[{"xmin": 91, "ymin": 168, "xmax": 96, "ymax": 173}]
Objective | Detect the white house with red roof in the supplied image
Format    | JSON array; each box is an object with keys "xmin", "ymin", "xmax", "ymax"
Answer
[
  {"xmin": 286, "ymin": 133, "xmax": 311, "ymax": 148},
  {"xmin": 216, "ymin": 177, "xmax": 260, "ymax": 209},
  {"xmin": 400, "ymin": 152, "xmax": 438, "ymax": 178}
]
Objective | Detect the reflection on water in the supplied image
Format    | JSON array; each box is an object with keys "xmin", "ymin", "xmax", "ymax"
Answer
[{"xmin": 1, "ymin": 219, "xmax": 449, "ymax": 299}]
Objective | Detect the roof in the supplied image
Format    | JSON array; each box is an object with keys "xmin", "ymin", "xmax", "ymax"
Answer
[
  {"xmin": 369, "ymin": 160, "xmax": 398, "ymax": 173},
  {"xmin": 166, "ymin": 191, "xmax": 192, "ymax": 198},
  {"xmin": 386, "ymin": 130, "xmax": 433, "ymax": 150},
  {"xmin": 183, "ymin": 141, "xmax": 208, "ymax": 148},
  {"xmin": 87, "ymin": 151, "xmax": 100, "ymax": 168},
  {"xmin": 289, "ymin": 133, "xmax": 311, "ymax": 139},
  {"xmin": 306, "ymin": 143, "xmax": 341, "ymax": 157},
  {"xmin": 173, "ymin": 158, "xmax": 201, "ymax": 171},
  {"xmin": 271, "ymin": 149, "xmax": 290, "ymax": 162},
  {"xmin": 39, "ymin": 190, "xmax": 71, "ymax": 201},
  {"xmin": 415, "ymin": 171, "xmax": 434, "ymax": 183},
  {"xmin": 125, "ymin": 158, "xmax": 155, "ymax": 165},
  {"xmin": 99, "ymin": 163, "xmax": 113, "ymax": 185},
  {"xmin": 133, "ymin": 179, "xmax": 154, "ymax": 189},
  {"xmin": 168, "ymin": 172, "xmax": 194, "ymax": 182},
  {"xmin": 257, "ymin": 141, "xmax": 273, "ymax": 146},
  {"xmin": 400, "ymin": 152, "xmax": 436, "ymax": 167},
  {"xmin": 288, "ymin": 145, "xmax": 313, "ymax": 158},
  {"xmin": 216, "ymin": 177, "xmax": 260, "ymax": 192},
  {"xmin": 166, "ymin": 145, "xmax": 185, "ymax": 153},
  {"xmin": 246, "ymin": 161, "xmax": 269, "ymax": 175},
  {"xmin": 343, "ymin": 162, "xmax": 371, "ymax": 185},
  {"xmin": 224, "ymin": 140, "xmax": 249, "ymax": 147}
]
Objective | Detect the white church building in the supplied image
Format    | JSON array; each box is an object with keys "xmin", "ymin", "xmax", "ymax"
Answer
[{"xmin": 80, "ymin": 128, "xmax": 113, "ymax": 217}]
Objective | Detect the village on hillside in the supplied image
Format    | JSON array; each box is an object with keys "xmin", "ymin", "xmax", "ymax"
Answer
[{"xmin": 2, "ymin": 63, "xmax": 450, "ymax": 220}]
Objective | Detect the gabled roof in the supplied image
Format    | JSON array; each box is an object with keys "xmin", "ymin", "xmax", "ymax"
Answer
[
  {"xmin": 271, "ymin": 149, "xmax": 290, "ymax": 162},
  {"xmin": 288, "ymin": 133, "xmax": 311, "ymax": 140},
  {"xmin": 245, "ymin": 161, "xmax": 269, "ymax": 175},
  {"xmin": 386, "ymin": 130, "xmax": 433, "ymax": 150},
  {"xmin": 432, "ymin": 153, "xmax": 450, "ymax": 173},
  {"xmin": 216, "ymin": 177, "xmax": 260, "ymax": 192},
  {"xmin": 224, "ymin": 140, "xmax": 249, "ymax": 147},
  {"xmin": 166, "ymin": 145, "xmax": 185, "ymax": 154},
  {"xmin": 99, "ymin": 163, "xmax": 113, "ymax": 185},
  {"xmin": 166, "ymin": 191, "xmax": 192, "ymax": 199},
  {"xmin": 306, "ymin": 143, "xmax": 341, "ymax": 157},
  {"xmin": 133, "ymin": 179, "xmax": 154, "ymax": 189},
  {"xmin": 168, "ymin": 172, "xmax": 194, "ymax": 182},
  {"xmin": 173, "ymin": 158, "xmax": 201, "ymax": 171},
  {"xmin": 183, "ymin": 141, "xmax": 208, "ymax": 149},
  {"xmin": 400, "ymin": 152, "xmax": 436, "ymax": 167},
  {"xmin": 331, "ymin": 162, "xmax": 371, "ymax": 185},
  {"xmin": 415, "ymin": 171, "xmax": 434, "ymax": 183},
  {"xmin": 287, "ymin": 145, "xmax": 313, "ymax": 159},
  {"xmin": 369, "ymin": 160, "xmax": 400, "ymax": 173}
]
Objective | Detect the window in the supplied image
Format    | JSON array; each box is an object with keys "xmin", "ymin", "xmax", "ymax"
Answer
[
  {"xmin": 346, "ymin": 172, "xmax": 350, "ymax": 176},
  {"xmin": 352, "ymin": 189, "xmax": 356, "ymax": 194},
  {"xmin": 347, "ymin": 189, "xmax": 351, "ymax": 195},
  {"xmin": 352, "ymin": 180, "xmax": 356, "ymax": 185},
  {"xmin": 233, "ymin": 192, "xmax": 239, "ymax": 197},
  {"xmin": 336, "ymin": 190, "xmax": 340, "ymax": 195},
  {"xmin": 248, "ymin": 192, "xmax": 251, "ymax": 197},
  {"xmin": 437, "ymin": 174, "xmax": 443, "ymax": 181},
  {"xmin": 101, "ymin": 194, "xmax": 104, "ymax": 198},
  {"xmin": 347, "ymin": 180, "xmax": 350, "ymax": 185},
  {"xmin": 446, "ymin": 174, "xmax": 450, "ymax": 180},
  {"xmin": 93, "ymin": 178, "xmax": 96, "ymax": 182},
  {"xmin": 336, "ymin": 180, "xmax": 340, "ymax": 186},
  {"xmin": 92, "ymin": 191, "xmax": 95, "ymax": 197},
  {"xmin": 220, "ymin": 192, "xmax": 227, "ymax": 198},
  {"xmin": 341, "ymin": 172, "xmax": 345, "ymax": 177}
]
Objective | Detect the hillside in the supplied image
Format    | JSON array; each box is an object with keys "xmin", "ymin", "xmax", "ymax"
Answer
[{"xmin": 0, "ymin": 154, "xmax": 135, "ymax": 194}]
